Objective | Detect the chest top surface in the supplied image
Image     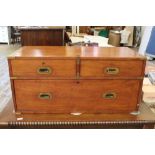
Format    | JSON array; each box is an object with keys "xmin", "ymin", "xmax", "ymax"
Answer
[{"xmin": 8, "ymin": 46, "xmax": 145, "ymax": 60}]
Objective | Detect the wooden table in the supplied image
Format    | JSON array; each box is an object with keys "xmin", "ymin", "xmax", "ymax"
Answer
[
  {"xmin": 0, "ymin": 100, "xmax": 155, "ymax": 129},
  {"xmin": 20, "ymin": 27, "xmax": 65, "ymax": 46}
]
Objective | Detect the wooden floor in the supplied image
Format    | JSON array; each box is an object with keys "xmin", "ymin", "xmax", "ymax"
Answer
[
  {"xmin": 0, "ymin": 44, "xmax": 21, "ymax": 56},
  {"xmin": 0, "ymin": 44, "xmax": 21, "ymax": 112}
]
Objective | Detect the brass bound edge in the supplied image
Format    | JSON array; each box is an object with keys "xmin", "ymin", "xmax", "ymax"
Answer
[
  {"xmin": 139, "ymin": 57, "xmax": 147, "ymax": 60},
  {"xmin": 10, "ymin": 77, "xmax": 18, "ymax": 79},
  {"xmin": 76, "ymin": 56, "xmax": 81, "ymax": 80},
  {"xmin": 10, "ymin": 77, "xmax": 144, "ymax": 80},
  {"xmin": 15, "ymin": 112, "xmax": 22, "ymax": 115},
  {"xmin": 7, "ymin": 56, "xmax": 16, "ymax": 59}
]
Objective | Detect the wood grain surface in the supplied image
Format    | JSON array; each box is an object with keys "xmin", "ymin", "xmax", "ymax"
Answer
[
  {"xmin": 13, "ymin": 79, "xmax": 141, "ymax": 114},
  {"xmin": 8, "ymin": 46, "xmax": 146, "ymax": 59}
]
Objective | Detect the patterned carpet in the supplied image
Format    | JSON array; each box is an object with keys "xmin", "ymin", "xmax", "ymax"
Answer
[{"xmin": 0, "ymin": 56, "xmax": 12, "ymax": 112}]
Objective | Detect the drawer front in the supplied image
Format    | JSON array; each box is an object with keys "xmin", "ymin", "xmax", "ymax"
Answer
[
  {"xmin": 10, "ymin": 59, "xmax": 76, "ymax": 77},
  {"xmin": 81, "ymin": 60, "xmax": 144, "ymax": 77},
  {"xmin": 14, "ymin": 79, "xmax": 141, "ymax": 113}
]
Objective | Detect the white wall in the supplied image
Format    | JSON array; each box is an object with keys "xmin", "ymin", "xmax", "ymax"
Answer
[{"xmin": 139, "ymin": 26, "xmax": 153, "ymax": 55}]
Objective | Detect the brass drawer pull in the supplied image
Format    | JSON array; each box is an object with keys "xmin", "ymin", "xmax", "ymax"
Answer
[
  {"xmin": 38, "ymin": 93, "xmax": 52, "ymax": 100},
  {"xmin": 105, "ymin": 67, "xmax": 119, "ymax": 75},
  {"xmin": 102, "ymin": 92, "xmax": 116, "ymax": 99},
  {"xmin": 37, "ymin": 67, "xmax": 52, "ymax": 74}
]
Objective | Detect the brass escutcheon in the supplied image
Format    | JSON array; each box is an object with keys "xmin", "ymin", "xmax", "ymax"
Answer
[
  {"xmin": 102, "ymin": 92, "xmax": 117, "ymax": 99},
  {"xmin": 38, "ymin": 93, "xmax": 52, "ymax": 100},
  {"xmin": 105, "ymin": 67, "xmax": 119, "ymax": 75},
  {"xmin": 37, "ymin": 66, "xmax": 52, "ymax": 74}
]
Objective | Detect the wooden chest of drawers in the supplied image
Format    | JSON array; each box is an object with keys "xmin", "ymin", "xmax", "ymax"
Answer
[{"xmin": 8, "ymin": 46, "xmax": 146, "ymax": 114}]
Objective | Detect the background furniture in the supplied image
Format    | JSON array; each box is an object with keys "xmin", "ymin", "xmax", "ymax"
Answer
[
  {"xmin": 68, "ymin": 42, "xmax": 98, "ymax": 46},
  {"xmin": 79, "ymin": 26, "xmax": 90, "ymax": 33},
  {"xmin": 108, "ymin": 30, "xmax": 121, "ymax": 46},
  {"xmin": 121, "ymin": 26, "xmax": 134, "ymax": 47},
  {"xmin": 20, "ymin": 26, "xmax": 65, "ymax": 46},
  {"xmin": 11, "ymin": 27, "xmax": 21, "ymax": 44},
  {"xmin": 98, "ymin": 29, "xmax": 109, "ymax": 38},
  {"xmin": 92, "ymin": 26, "xmax": 109, "ymax": 38},
  {"xmin": 68, "ymin": 35, "xmax": 113, "ymax": 47},
  {"xmin": 0, "ymin": 26, "xmax": 11, "ymax": 44}
]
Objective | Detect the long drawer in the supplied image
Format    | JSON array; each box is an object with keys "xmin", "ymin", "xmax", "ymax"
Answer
[
  {"xmin": 14, "ymin": 79, "xmax": 141, "ymax": 113},
  {"xmin": 80, "ymin": 60, "xmax": 144, "ymax": 78},
  {"xmin": 10, "ymin": 59, "xmax": 76, "ymax": 78}
]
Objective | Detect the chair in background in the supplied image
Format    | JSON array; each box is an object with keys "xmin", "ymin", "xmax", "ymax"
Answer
[{"xmin": 11, "ymin": 27, "xmax": 21, "ymax": 44}]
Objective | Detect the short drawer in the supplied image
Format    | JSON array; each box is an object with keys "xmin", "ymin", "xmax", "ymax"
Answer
[
  {"xmin": 80, "ymin": 60, "xmax": 145, "ymax": 78},
  {"xmin": 10, "ymin": 59, "xmax": 76, "ymax": 78},
  {"xmin": 14, "ymin": 79, "xmax": 141, "ymax": 113}
]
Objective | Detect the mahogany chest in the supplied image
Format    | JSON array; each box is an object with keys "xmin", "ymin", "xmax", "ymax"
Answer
[{"xmin": 8, "ymin": 46, "xmax": 146, "ymax": 114}]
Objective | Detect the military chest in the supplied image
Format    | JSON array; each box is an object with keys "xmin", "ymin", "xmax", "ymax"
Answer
[{"xmin": 8, "ymin": 46, "xmax": 146, "ymax": 114}]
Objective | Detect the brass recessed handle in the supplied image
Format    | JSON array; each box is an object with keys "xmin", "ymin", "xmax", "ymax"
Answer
[
  {"xmin": 37, "ymin": 67, "xmax": 52, "ymax": 74},
  {"xmin": 104, "ymin": 67, "xmax": 119, "ymax": 75},
  {"xmin": 38, "ymin": 93, "xmax": 52, "ymax": 100},
  {"xmin": 102, "ymin": 92, "xmax": 117, "ymax": 99}
]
